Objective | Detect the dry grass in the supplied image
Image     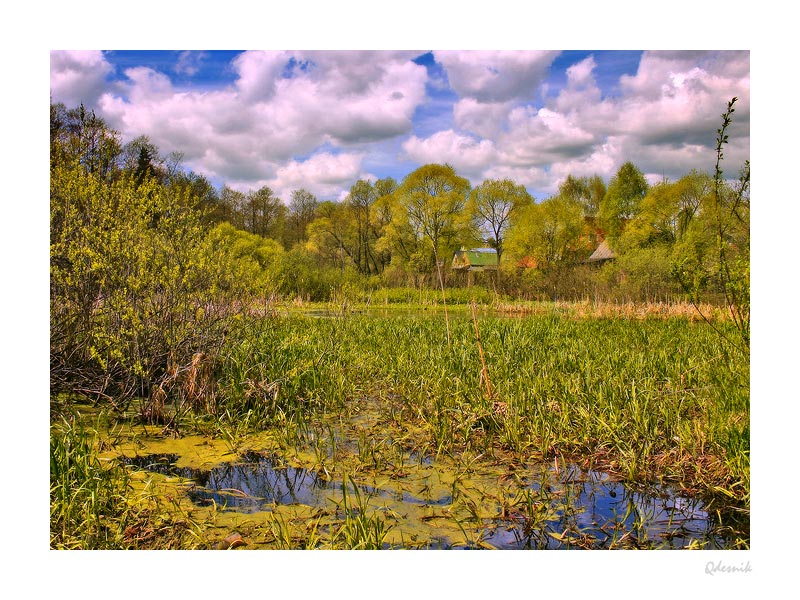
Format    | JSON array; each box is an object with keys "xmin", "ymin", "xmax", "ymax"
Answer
[{"xmin": 494, "ymin": 299, "xmax": 729, "ymax": 321}]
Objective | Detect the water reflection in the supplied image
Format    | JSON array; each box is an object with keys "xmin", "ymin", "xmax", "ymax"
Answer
[
  {"xmin": 480, "ymin": 464, "xmax": 721, "ymax": 549},
  {"xmin": 120, "ymin": 452, "xmax": 729, "ymax": 549}
]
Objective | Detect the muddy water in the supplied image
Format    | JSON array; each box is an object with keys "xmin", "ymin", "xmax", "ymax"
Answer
[{"xmin": 121, "ymin": 451, "xmax": 728, "ymax": 549}]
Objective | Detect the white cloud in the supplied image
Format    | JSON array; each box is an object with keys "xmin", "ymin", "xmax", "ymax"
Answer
[
  {"xmin": 453, "ymin": 98, "xmax": 513, "ymax": 138},
  {"xmin": 434, "ymin": 50, "xmax": 559, "ymax": 103},
  {"xmin": 175, "ymin": 51, "xmax": 208, "ymax": 77},
  {"xmin": 480, "ymin": 164, "xmax": 552, "ymax": 196},
  {"xmin": 615, "ymin": 51, "xmax": 750, "ymax": 144},
  {"xmin": 551, "ymin": 55, "xmax": 603, "ymax": 115},
  {"xmin": 402, "ymin": 130, "xmax": 497, "ymax": 177},
  {"xmin": 72, "ymin": 50, "xmax": 428, "ymax": 194},
  {"xmin": 233, "ymin": 50, "xmax": 291, "ymax": 102},
  {"xmin": 265, "ymin": 152, "xmax": 367, "ymax": 202},
  {"xmin": 50, "ymin": 50, "xmax": 114, "ymax": 108},
  {"xmin": 49, "ymin": 49, "xmax": 750, "ymax": 201},
  {"xmin": 497, "ymin": 106, "xmax": 597, "ymax": 165}
]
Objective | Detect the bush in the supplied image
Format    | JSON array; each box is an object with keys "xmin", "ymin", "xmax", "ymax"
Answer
[{"xmin": 50, "ymin": 162, "xmax": 256, "ymax": 415}]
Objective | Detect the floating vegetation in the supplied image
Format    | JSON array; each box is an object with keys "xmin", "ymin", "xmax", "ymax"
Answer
[{"xmin": 116, "ymin": 446, "xmax": 737, "ymax": 549}]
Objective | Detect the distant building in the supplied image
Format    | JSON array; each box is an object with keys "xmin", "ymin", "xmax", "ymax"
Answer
[
  {"xmin": 452, "ymin": 247, "xmax": 498, "ymax": 285},
  {"xmin": 586, "ymin": 240, "xmax": 617, "ymax": 264}
]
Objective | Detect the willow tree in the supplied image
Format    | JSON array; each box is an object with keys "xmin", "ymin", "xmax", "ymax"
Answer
[
  {"xmin": 396, "ymin": 164, "xmax": 473, "ymax": 344},
  {"xmin": 468, "ymin": 178, "xmax": 533, "ymax": 266},
  {"xmin": 558, "ymin": 174, "xmax": 606, "ymax": 219},
  {"xmin": 396, "ymin": 164, "xmax": 474, "ymax": 267},
  {"xmin": 50, "ymin": 159, "xmax": 255, "ymax": 419}
]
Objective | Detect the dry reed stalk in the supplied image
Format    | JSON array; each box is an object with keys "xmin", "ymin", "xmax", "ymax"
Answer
[
  {"xmin": 470, "ymin": 300, "xmax": 493, "ymax": 402},
  {"xmin": 493, "ymin": 300, "xmax": 729, "ymax": 321},
  {"xmin": 435, "ymin": 258, "xmax": 451, "ymax": 348},
  {"xmin": 183, "ymin": 351, "xmax": 216, "ymax": 414}
]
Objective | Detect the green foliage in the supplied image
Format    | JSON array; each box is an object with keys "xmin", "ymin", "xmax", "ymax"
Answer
[
  {"xmin": 599, "ymin": 161, "xmax": 649, "ymax": 241},
  {"xmin": 671, "ymin": 99, "xmax": 750, "ymax": 349},
  {"xmin": 50, "ymin": 413, "xmax": 203, "ymax": 549},
  {"xmin": 604, "ymin": 245, "xmax": 680, "ymax": 301},
  {"xmin": 50, "ymin": 102, "xmax": 121, "ymax": 182},
  {"xmin": 396, "ymin": 164, "xmax": 476, "ymax": 264},
  {"xmin": 619, "ymin": 171, "xmax": 711, "ymax": 252},
  {"xmin": 50, "ymin": 416, "xmax": 131, "ymax": 548},
  {"xmin": 268, "ymin": 247, "xmax": 363, "ymax": 301},
  {"xmin": 468, "ymin": 178, "xmax": 533, "ymax": 264},
  {"xmin": 213, "ymin": 221, "xmax": 285, "ymax": 295},
  {"xmin": 284, "ymin": 188, "xmax": 320, "ymax": 248},
  {"xmin": 507, "ymin": 195, "xmax": 591, "ymax": 269},
  {"xmin": 558, "ymin": 174, "xmax": 606, "ymax": 218},
  {"xmin": 50, "ymin": 158, "xmax": 257, "ymax": 412}
]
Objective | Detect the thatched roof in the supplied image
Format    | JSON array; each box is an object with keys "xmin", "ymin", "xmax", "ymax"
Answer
[{"xmin": 586, "ymin": 240, "xmax": 617, "ymax": 262}]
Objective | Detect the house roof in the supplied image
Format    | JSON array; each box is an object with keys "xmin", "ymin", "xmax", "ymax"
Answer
[
  {"xmin": 587, "ymin": 240, "xmax": 617, "ymax": 262},
  {"xmin": 452, "ymin": 247, "xmax": 498, "ymax": 269}
]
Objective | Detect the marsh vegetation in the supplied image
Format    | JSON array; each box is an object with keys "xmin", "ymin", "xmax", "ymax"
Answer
[{"xmin": 51, "ymin": 305, "xmax": 749, "ymax": 549}]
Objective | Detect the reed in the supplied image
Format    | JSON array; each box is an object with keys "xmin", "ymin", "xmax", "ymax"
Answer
[{"xmin": 209, "ymin": 311, "xmax": 748, "ymax": 508}]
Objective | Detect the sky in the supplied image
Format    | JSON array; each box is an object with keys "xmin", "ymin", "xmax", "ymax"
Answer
[{"xmin": 49, "ymin": 49, "xmax": 750, "ymax": 203}]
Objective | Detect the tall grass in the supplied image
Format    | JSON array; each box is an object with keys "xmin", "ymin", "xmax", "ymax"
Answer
[
  {"xmin": 50, "ymin": 416, "xmax": 132, "ymax": 548},
  {"xmin": 212, "ymin": 312, "xmax": 748, "ymax": 507}
]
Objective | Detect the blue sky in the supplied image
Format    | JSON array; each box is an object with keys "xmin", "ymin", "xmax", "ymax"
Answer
[{"xmin": 50, "ymin": 49, "xmax": 750, "ymax": 203}]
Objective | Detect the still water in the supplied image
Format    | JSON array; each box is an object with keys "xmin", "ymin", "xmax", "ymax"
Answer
[{"xmin": 121, "ymin": 451, "xmax": 731, "ymax": 549}]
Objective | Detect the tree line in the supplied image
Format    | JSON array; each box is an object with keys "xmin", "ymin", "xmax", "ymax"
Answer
[{"xmin": 51, "ymin": 100, "xmax": 749, "ymax": 301}]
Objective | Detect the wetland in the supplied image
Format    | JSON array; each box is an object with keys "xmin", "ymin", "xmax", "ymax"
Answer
[{"xmin": 51, "ymin": 306, "xmax": 749, "ymax": 550}]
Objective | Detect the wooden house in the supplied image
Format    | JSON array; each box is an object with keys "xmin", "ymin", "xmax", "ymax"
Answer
[{"xmin": 452, "ymin": 247, "xmax": 499, "ymax": 285}]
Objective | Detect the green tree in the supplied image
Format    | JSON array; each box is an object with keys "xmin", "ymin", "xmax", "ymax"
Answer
[
  {"xmin": 245, "ymin": 185, "xmax": 285, "ymax": 239},
  {"xmin": 121, "ymin": 135, "xmax": 163, "ymax": 187},
  {"xmin": 673, "ymin": 99, "xmax": 750, "ymax": 348},
  {"xmin": 396, "ymin": 164, "xmax": 474, "ymax": 268},
  {"xmin": 558, "ymin": 174, "xmax": 606, "ymax": 218},
  {"xmin": 598, "ymin": 162, "xmax": 649, "ymax": 242},
  {"xmin": 220, "ymin": 185, "xmax": 248, "ymax": 230},
  {"xmin": 306, "ymin": 200, "xmax": 358, "ymax": 271},
  {"xmin": 507, "ymin": 196, "xmax": 590, "ymax": 269},
  {"xmin": 50, "ymin": 157, "xmax": 255, "ymax": 417},
  {"xmin": 506, "ymin": 195, "xmax": 591, "ymax": 298},
  {"xmin": 618, "ymin": 170, "xmax": 712, "ymax": 252},
  {"xmin": 468, "ymin": 178, "xmax": 533, "ymax": 265},
  {"xmin": 168, "ymin": 171, "xmax": 223, "ymax": 223},
  {"xmin": 284, "ymin": 188, "xmax": 319, "ymax": 248},
  {"xmin": 50, "ymin": 102, "xmax": 121, "ymax": 181},
  {"xmin": 346, "ymin": 180, "xmax": 380, "ymax": 275}
]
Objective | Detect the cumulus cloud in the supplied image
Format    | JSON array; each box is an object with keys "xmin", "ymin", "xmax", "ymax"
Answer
[
  {"xmin": 63, "ymin": 50, "xmax": 428, "ymax": 198},
  {"xmin": 498, "ymin": 106, "xmax": 597, "ymax": 165},
  {"xmin": 434, "ymin": 50, "xmax": 559, "ymax": 103},
  {"xmin": 50, "ymin": 50, "xmax": 114, "ymax": 107},
  {"xmin": 590, "ymin": 51, "xmax": 751, "ymax": 176},
  {"xmin": 233, "ymin": 50, "xmax": 291, "ymax": 102},
  {"xmin": 402, "ymin": 130, "xmax": 497, "ymax": 177},
  {"xmin": 381, "ymin": 50, "xmax": 748, "ymax": 196},
  {"xmin": 263, "ymin": 152, "xmax": 367, "ymax": 202},
  {"xmin": 453, "ymin": 98, "xmax": 514, "ymax": 138},
  {"xmin": 175, "ymin": 51, "xmax": 208, "ymax": 77}
]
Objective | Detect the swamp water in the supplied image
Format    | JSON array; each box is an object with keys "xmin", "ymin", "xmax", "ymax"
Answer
[{"xmin": 120, "ymin": 450, "xmax": 728, "ymax": 549}]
